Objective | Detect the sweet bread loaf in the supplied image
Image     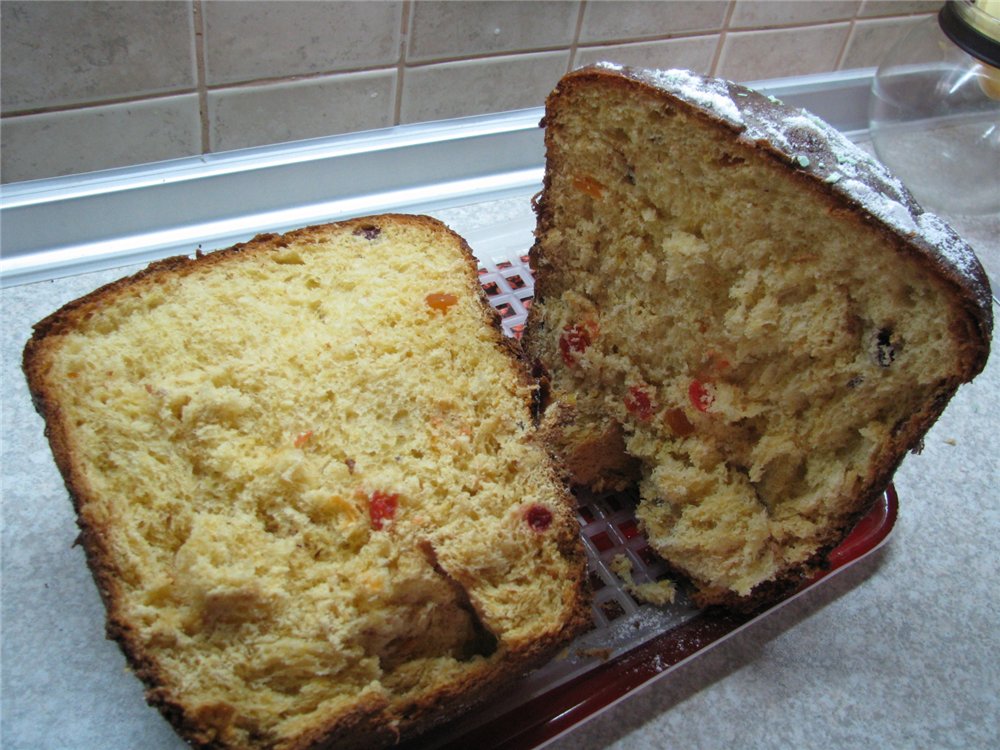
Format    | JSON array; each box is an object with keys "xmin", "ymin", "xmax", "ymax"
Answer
[
  {"xmin": 23, "ymin": 215, "xmax": 590, "ymax": 749},
  {"xmin": 525, "ymin": 64, "xmax": 992, "ymax": 609}
]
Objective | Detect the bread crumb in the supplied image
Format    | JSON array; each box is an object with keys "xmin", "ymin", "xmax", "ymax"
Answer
[
  {"xmin": 576, "ymin": 647, "xmax": 613, "ymax": 661},
  {"xmin": 610, "ymin": 555, "xmax": 676, "ymax": 606}
]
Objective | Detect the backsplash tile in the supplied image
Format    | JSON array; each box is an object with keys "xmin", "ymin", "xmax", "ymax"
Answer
[
  {"xmin": 858, "ymin": 0, "xmax": 942, "ymax": 18},
  {"xmin": 400, "ymin": 52, "xmax": 571, "ymax": 123},
  {"xmin": 716, "ymin": 23, "xmax": 852, "ymax": 81},
  {"xmin": 407, "ymin": 0, "xmax": 579, "ymax": 62},
  {"xmin": 202, "ymin": 1, "xmax": 402, "ymax": 86},
  {"xmin": 842, "ymin": 15, "xmax": 925, "ymax": 70},
  {"xmin": 1, "ymin": 96, "xmax": 201, "ymax": 182},
  {"xmin": 208, "ymin": 71, "xmax": 396, "ymax": 152},
  {"xmin": 729, "ymin": 0, "xmax": 860, "ymax": 28},
  {"xmin": 579, "ymin": 0, "xmax": 728, "ymax": 43},
  {"xmin": 1, "ymin": 0, "xmax": 195, "ymax": 112},
  {"xmin": 1, "ymin": 0, "xmax": 946, "ymax": 182},
  {"xmin": 574, "ymin": 36, "xmax": 719, "ymax": 73}
]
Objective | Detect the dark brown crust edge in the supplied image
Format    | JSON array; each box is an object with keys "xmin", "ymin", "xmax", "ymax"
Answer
[
  {"xmin": 527, "ymin": 65, "xmax": 993, "ymax": 611},
  {"xmin": 22, "ymin": 213, "xmax": 591, "ymax": 750}
]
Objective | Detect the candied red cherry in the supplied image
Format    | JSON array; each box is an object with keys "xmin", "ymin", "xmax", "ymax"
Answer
[
  {"xmin": 688, "ymin": 379, "xmax": 714, "ymax": 412},
  {"xmin": 369, "ymin": 491, "xmax": 399, "ymax": 530},
  {"xmin": 525, "ymin": 504, "xmax": 553, "ymax": 532},
  {"xmin": 624, "ymin": 385, "xmax": 655, "ymax": 422},
  {"xmin": 558, "ymin": 320, "xmax": 597, "ymax": 367}
]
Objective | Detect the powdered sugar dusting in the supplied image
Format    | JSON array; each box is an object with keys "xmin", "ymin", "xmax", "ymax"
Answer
[
  {"xmin": 840, "ymin": 179, "xmax": 919, "ymax": 236},
  {"xmin": 917, "ymin": 212, "xmax": 984, "ymax": 278},
  {"xmin": 782, "ymin": 113, "xmax": 909, "ymax": 197},
  {"xmin": 741, "ymin": 109, "xmax": 792, "ymax": 151},
  {"xmin": 637, "ymin": 67, "xmax": 744, "ymax": 128}
]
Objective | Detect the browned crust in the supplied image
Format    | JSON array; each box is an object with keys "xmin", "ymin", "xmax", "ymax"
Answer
[
  {"xmin": 527, "ymin": 65, "xmax": 992, "ymax": 611},
  {"xmin": 22, "ymin": 213, "xmax": 590, "ymax": 750}
]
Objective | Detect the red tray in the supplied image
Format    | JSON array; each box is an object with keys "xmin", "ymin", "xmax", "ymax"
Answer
[{"xmin": 398, "ymin": 253, "xmax": 899, "ymax": 749}]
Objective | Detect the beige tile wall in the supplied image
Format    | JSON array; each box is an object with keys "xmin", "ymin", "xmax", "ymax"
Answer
[{"xmin": 1, "ymin": 0, "xmax": 941, "ymax": 183}]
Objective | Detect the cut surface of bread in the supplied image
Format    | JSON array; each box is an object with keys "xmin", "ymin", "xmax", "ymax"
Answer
[
  {"xmin": 525, "ymin": 65, "xmax": 992, "ymax": 609},
  {"xmin": 23, "ymin": 215, "xmax": 590, "ymax": 750}
]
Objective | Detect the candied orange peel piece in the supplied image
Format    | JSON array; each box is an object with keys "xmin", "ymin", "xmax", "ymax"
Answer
[
  {"xmin": 425, "ymin": 292, "xmax": 458, "ymax": 313},
  {"xmin": 572, "ymin": 174, "xmax": 605, "ymax": 199}
]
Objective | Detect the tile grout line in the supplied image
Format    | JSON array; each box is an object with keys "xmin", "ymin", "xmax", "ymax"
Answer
[
  {"xmin": 710, "ymin": 0, "xmax": 738, "ymax": 76},
  {"xmin": 3, "ymin": 62, "xmax": 403, "ymax": 120},
  {"xmin": 398, "ymin": 25, "xmax": 738, "ymax": 74},
  {"xmin": 2, "ymin": 90, "xmax": 200, "ymax": 120},
  {"xmin": 834, "ymin": 7, "xmax": 861, "ymax": 72},
  {"xmin": 192, "ymin": 0, "xmax": 211, "ymax": 154},
  {"xmin": 394, "ymin": 0, "xmax": 412, "ymax": 126},
  {"xmin": 568, "ymin": 0, "xmax": 589, "ymax": 73}
]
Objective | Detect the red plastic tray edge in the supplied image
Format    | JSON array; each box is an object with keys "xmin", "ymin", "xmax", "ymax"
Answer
[{"xmin": 416, "ymin": 485, "xmax": 898, "ymax": 750}]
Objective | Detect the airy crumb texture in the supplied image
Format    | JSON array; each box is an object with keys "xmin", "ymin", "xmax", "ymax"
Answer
[
  {"xmin": 526, "ymin": 65, "xmax": 992, "ymax": 609},
  {"xmin": 23, "ymin": 215, "xmax": 590, "ymax": 750}
]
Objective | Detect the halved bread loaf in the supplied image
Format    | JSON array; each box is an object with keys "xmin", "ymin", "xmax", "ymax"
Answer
[
  {"xmin": 525, "ymin": 64, "xmax": 992, "ymax": 609},
  {"xmin": 23, "ymin": 214, "xmax": 590, "ymax": 749}
]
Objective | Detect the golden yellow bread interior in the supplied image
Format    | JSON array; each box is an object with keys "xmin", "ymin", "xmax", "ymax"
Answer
[
  {"xmin": 526, "ymin": 65, "xmax": 992, "ymax": 608},
  {"xmin": 23, "ymin": 215, "xmax": 589, "ymax": 750}
]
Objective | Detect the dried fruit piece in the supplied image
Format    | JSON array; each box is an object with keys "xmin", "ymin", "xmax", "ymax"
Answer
[
  {"xmin": 353, "ymin": 224, "xmax": 381, "ymax": 240},
  {"xmin": 624, "ymin": 385, "xmax": 655, "ymax": 422},
  {"xmin": 688, "ymin": 379, "xmax": 714, "ymax": 412},
  {"xmin": 871, "ymin": 327, "xmax": 901, "ymax": 367},
  {"xmin": 705, "ymin": 349, "xmax": 730, "ymax": 372},
  {"xmin": 425, "ymin": 292, "xmax": 458, "ymax": 313},
  {"xmin": 525, "ymin": 504, "xmax": 553, "ymax": 532},
  {"xmin": 664, "ymin": 407, "xmax": 695, "ymax": 437},
  {"xmin": 368, "ymin": 491, "xmax": 399, "ymax": 531},
  {"xmin": 696, "ymin": 349, "xmax": 730, "ymax": 379},
  {"xmin": 294, "ymin": 430, "xmax": 313, "ymax": 448},
  {"xmin": 572, "ymin": 174, "xmax": 605, "ymax": 199},
  {"xmin": 558, "ymin": 320, "xmax": 598, "ymax": 367}
]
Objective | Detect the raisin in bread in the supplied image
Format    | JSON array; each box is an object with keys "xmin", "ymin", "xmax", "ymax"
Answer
[
  {"xmin": 525, "ymin": 64, "xmax": 992, "ymax": 610},
  {"xmin": 23, "ymin": 214, "xmax": 590, "ymax": 750}
]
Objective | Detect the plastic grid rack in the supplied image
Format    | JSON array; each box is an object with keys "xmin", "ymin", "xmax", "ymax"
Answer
[
  {"xmin": 476, "ymin": 253, "xmax": 698, "ymax": 635},
  {"xmin": 477, "ymin": 252, "xmax": 535, "ymax": 340}
]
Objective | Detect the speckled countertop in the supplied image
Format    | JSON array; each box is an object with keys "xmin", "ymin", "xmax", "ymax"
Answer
[{"xmin": 2, "ymin": 193, "xmax": 997, "ymax": 749}]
